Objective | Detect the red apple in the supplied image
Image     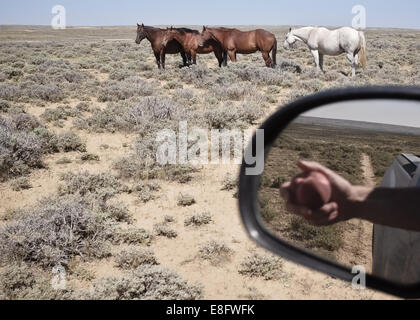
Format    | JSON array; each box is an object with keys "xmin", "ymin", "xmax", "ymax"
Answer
[{"xmin": 290, "ymin": 171, "xmax": 332, "ymax": 210}]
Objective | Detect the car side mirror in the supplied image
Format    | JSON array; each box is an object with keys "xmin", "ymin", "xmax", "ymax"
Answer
[{"xmin": 239, "ymin": 86, "xmax": 420, "ymax": 299}]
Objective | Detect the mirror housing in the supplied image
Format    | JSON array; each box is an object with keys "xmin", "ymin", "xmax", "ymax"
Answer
[{"xmin": 239, "ymin": 86, "xmax": 420, "ymax": 299}]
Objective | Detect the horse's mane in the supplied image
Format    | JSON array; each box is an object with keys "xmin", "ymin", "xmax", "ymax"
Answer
[
  {"xmin": 217, "ymin": 27, "xmax": 235, "ymax": 30},
  {"xmin": 142, "ymin": 26, "xmax": 199, "ymax": 34},
  {"xmin": 143, "ymin": 25, "xmax": 160, "ymax": 31},
  {"xmin": 176, "ymin": 28, "xmax": 200, "ymax": 35},
  {"xmin": 208, "ymin": 26, "xmax": 239, "ymax": 33}
]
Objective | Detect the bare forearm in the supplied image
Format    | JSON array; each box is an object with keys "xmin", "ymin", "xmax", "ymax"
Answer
[{"xmin": 349, "ymin": 187, "xmax": 420, "ymax": 231}]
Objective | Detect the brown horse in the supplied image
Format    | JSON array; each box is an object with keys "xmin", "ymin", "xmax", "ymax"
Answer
[
  {"xmin": 135, "ymin": 23, "xmax": 187, "ymax": 69},
  {"xmin": 162, "ymin": 27, "xmax": 227, "ymax": 67},
  {"xmin": 200, "ymin": 26, "xmax": 277, "ymax": 68}
]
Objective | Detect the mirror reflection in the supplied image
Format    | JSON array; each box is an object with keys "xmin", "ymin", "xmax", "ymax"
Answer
[{"xmin": 259, "ymin": 99, "xmax": 420, "ymax": 285}]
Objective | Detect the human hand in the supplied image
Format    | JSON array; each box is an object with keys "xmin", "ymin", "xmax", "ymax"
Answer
[{"xmin": 280, "ymin": 160, "xmax": 358, "ymax": 226}]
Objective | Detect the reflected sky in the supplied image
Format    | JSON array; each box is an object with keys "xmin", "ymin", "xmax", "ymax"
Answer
[{"xmin": 303, "ymin": 100, "xmax": 420, "ymax": 128}]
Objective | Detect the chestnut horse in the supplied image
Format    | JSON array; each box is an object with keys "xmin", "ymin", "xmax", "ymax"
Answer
[
  {"xmin": 200, "ymin": 26, "xmax": 277, "ymax": 68},
  {"xmin": 135, "ymin": 23, "xmax": 187, "ymax": 69},
  {"xmin": 162, "ymin": 27, "xmax": 227, "ymax": 67}
]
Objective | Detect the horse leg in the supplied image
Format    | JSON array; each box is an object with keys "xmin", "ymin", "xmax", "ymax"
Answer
[
  {"xmin": 223, "ymin": 51, "xmax": 228, "ymax": 66},
  {"xmin": 319, "ymin": 54, "xmax": 324, "ymax": 72},
  {"xmin": 354, "ymin": 53, "xmax": 359, "ymax": 66},
  {"xmin": 161, "ymin": 52, "xmax": 166, "ymax": 70},
  {"xmin": 154, "ymin": 52, "xmax": 161, "ymax": 69},
  {"xmin": 181, "ymin": 52, "xmax": 187, "ymax": 67},
  {"xmin": 227, "ymin": 49, "xmax": 236, "ymax": 62},
  {"xmin": 191, "ymin": 51, "xmax": 197, "ymax": 65},
  {"xmin": 271, "ymin": 39, "xmax": 277, "ymax": 67},
  {"xmin": 223, "ymin": 51, "xmax": 228, "ymax": 67},
  {"xmin": 214, "ymin": 49, "xmax": 223, "ymax": 68},
  {"xmin": 346, "ymin": 52, "xmax": 356, "ymax": 77},
  {"xmin": 311, "ymin": 50, "xmax": 321, "ymax": 71},
  {"xmin": 262, "ymin": 51, "xmax": 272, "ymax": 68}
]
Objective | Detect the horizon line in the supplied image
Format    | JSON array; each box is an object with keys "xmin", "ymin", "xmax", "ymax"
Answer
[{"xmin": 1, "ymin": 24, "xmax": 420, "ymax": 31}]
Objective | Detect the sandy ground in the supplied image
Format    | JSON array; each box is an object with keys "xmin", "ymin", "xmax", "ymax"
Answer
[
  {"xmin": 0, "ymin": 26, "xmax": 406, "ymax": 300},
  {"xmin": 335, "ymin": 154, "xmax": 376, "ymax": 272},
  {"xmin": 0, "ymin": 144, "xmax": 394, "ymax": 300}
]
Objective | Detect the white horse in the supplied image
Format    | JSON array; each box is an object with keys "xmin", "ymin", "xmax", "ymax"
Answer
[{"xmin": 283, "ymin": 27, "xmax": 366, "ymax": 77}]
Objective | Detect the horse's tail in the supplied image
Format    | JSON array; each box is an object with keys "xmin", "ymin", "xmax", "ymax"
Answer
[
  {"xmin": 271, "ymin": 38, "xmax": 277, "ymax": 67},
  {"xmin": 358, "ymin": 31, "xmax": 367, "ymax": 69}
]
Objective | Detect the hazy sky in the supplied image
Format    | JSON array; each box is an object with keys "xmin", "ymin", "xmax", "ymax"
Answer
[
  {"xmin": 1, "ymin": 0, "xmax": 420, "ymax": 29},
  {"xmin": 305, "ymin": 100, "xmax": 420, "ymax": 128}
]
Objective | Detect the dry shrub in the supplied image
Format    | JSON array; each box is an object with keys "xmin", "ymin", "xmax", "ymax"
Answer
[
  {"xmin": 229, "ymin": 63, "xmax": 295, "ymax": 86},
  {"xmin": 198, "ymin": 240, "xmax": 232, "ymax": 265},
  {"xmin": 0, "ymin": 117, "xmax": 44, "ymax": 180},
  {"xmin": 0, "ymin": 100, "xmax": 10, "ymax": 112},
  {"xmin": 33, "ymin": 127, "xmax": 60, "ymax": 154},
  {"xmin": 221, "ymin": 174, "xmax": 237, "ymax": 191},
  {"xmin": 89, "ymin": 265, "xmax": 202, "ymax": 300},
  {"xmin": 0, "ymin": 262, "xmax": 74, "ymax": 300},
  {"xmin": 74, "ymin": 104, "xmax": 124, "ymax": 133},
  {"xmin": 98, "ymin": 77, "xmax": 155, "ymax": 102},
  {"xmin": 154, "ymin": 223, "xmax": 178, "ymax": 238},
  {"xmin": 10, "ymin": 177, "xmax": 32, "ymax": 191},
  {"xmin": 115, "ymin": 247, "xmax": 158, "ymax": 269},
  {"xmin": 75, "ymin": 102, "xmax": 90, "ymax": 112},
  {"xmin": 180, "ymin": 64, "xmax": 211, "ymax": 88},
  {"xmin": 114, "ymin": 155, "xmax": 198, "ymax": 184},
  {"xmin": 26, "ymin": 84, "xmax": 64, "ymax": 102},
  {"xmin": 0, "ymin": 72, "xmax": 7, "ymax": 83},
  {"xmin": 111, "ymin": 227, "xmax": 153, "ymax": 245},
  {"xmin": 239, "ymin": 253, "xmax": 283, "ymax": 280},
  {"xmin": 77, "ymin": 97, "xmax": 178, "ymax": 133},
  {"xmin": 177, "ymin": 193, "xmax": 196, "ymax": 207},
  {"xmin": 68, "ymin": 265, "xmax": 95, "ymax": 282},
  {"xmin": 2, "ymin": 67, "xmax": 23, "ymax": 80},
  {"xmin": 58, "ymin": 171, "xmax": 123, "ymax": 202},
  {"xmin": 41, "ymin": 106, "xmax": 76, "ymax": 122},
  {"xmin": 184, "ymin": 212, "xmax": 212, "ymax": 227},
  {"xmin": 165, "ymin": 164, "xmax": 198, "ymax": 183},
  {"xmin": 56, "ymin": 132, "xmax": 86, "ymax": 152},
  {"xmin": 134, "ymin": 181, "xmax": 160, "ymax": 203},
  {"xmin": 0, "ymin": 84, "xmax": 20, "ymax": 101},
  {"xmin": 209, "ymin": 83, "xmax": 255, "ymax": 101},
  {"xmin": 109, "ymin": 68, "xmax": 135, "ymax": 81},
  {"xmin": 80, "ymin": 153, "xmax": 100, "ymax": 161},
  {"xmin": 113, "ymin": 156, "xmax": 150, "ymax": 179},
  {"xmin": 123, "ymin": 97, "xmax": 179, "ymax": 124},
  {"xmin": 100, "ymin": 203, "xmax": 132, "ymax": 223},
  {"xmin": 204, "ymin": 101, "xmax": 264, "ymax": 129},
  {"xmin": 0, "ymin": 196, "xmax": 112, "ymax": 267},
  {"xmin": 164, "ymin": 215, "xmax": 175, "ymax": 223},
  {"xmin": 11, "ymin": 113, "xmax": 41, "ymax": 131},
  {"xmin": 289, "ymin": 216, "xmax": 344, "ymax": 252}
]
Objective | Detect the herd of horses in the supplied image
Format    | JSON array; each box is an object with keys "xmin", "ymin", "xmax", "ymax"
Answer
[{"xmin": 135, "ymin": 23, "xmax": 367, "ymax": 77}]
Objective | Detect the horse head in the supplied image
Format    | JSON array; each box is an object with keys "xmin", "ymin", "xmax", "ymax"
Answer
[
  {"xmin": 199, "ymin": 26, "xmax": 212, "ymax": 47},
  {"xmin": 162, "ymin": 26, "xmax": 176, "ymax": 47},
  {"xmin": 284, "ymin": 27, "xmax": 297, "ymax": 50},
  {"xmin": 135, "ymin": 23, "xmax": 146, "ymax": 44}
]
